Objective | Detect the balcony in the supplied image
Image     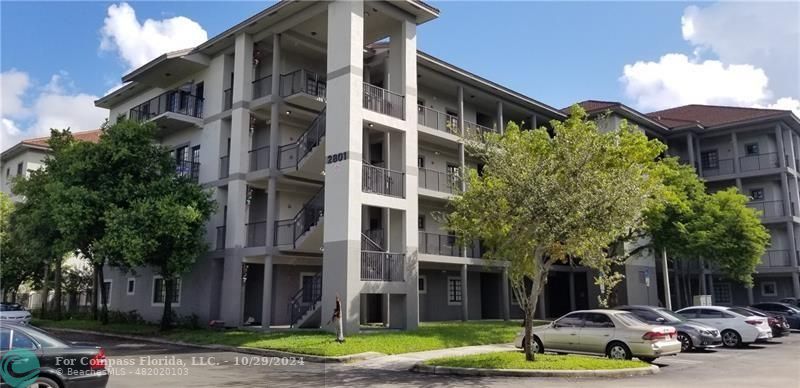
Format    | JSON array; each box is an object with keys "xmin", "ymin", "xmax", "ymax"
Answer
[
  {"xmin": 464, "ymin": 120, "xmax": 497, "ymax": 141},
  {"xmin": 418, "ymin": 105, "xmax": 458, "ymax": 134},
  {"xmin": 246, "ymin": 221, "xmax": 267, "ymax": 247},
  {"xmin": 176, "ymin": 160, "xmax": 200, "ymax": 183},
  {"xmin": 700, "ymin": 159, "xmax": 734, "ymax": 177},
  {"xmin": 219, "ymin": 155, "xmax": 229, "ymax": 179},
  {"xmin": 248, "ymin": 146, "xmax": 270, "ymax": 172},
  {"xmin": 418, "ymin": 168, "xmax": 458, "ymax": 194},
  {"xmin": 129, "ymin": 90, "xmax": 204, "ymax": 133},
  {"xmin": 280, "ymin": 69, "xmax": 326, "ymax": 111},
  {"xmin": 215, "ymin": 225, "xmax": 226, "ymax": 250},
  {"xmin": 223, "ymin": 88, "xmax": 232, "ymax": 111},
  {"xmin": 360, "ymin": 251, "xmax": 405, "ymax": 281},
  {"xmin": 363, "ymin": 83, "xmax": 404, "ymax": 119},
  {"xmin": 747, "ymin": 200, "xmax": 786, "ymax": 218},
  {"xmin": 252, "ymin": 75, "xmax": 272, "ymax": 100},
  {"xmin": 362, "ymin": 164, "xmax": 405, "ymax": 198},
  {"xmin": 758, "ymin": 250, "xmax": 797, "ymax": 268},
  {"xmin": 419, "ymin": 231, "xmax": 481, "ymax": 258},
  {"xmin": 739, "ymin": 152, "xmax": 779, "ymax": 172}
]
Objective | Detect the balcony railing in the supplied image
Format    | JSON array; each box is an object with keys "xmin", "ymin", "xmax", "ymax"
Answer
[
  {"xmin": 216, "ymin": 225, "xmax": 226, "ymax": 250},
  {"xmin": 747, "ymin": 200, "xmax": 786, "ymax": 218},
  {"xmin": 362, "ymin": 164, "xmax": 405, "ymax": 198},
  {"xmin": 419, "ymin": 232, "xmax": 480, "ymax": 258},
  {"xmin": 219, "ymin": 155, "xmax": 229, "ymax": 179},
  {"xmin": 417, "ymin": 105, "xmax": 458, "ymax": 134},
  {"xmin": 129, "ymin": 90, "xmax": 204, "ymax": 121},
  {"xmin": 739, "ymin": 152, "xmax": 779, "ymax": 172},
  {"xmin": 418, "ymin": 168, "xmax": 458, "ymax": 194},
  {"xmin": 176, "ymin": 160, "xmax": 200, "ymax": 183},
  {"xmin": 758, "ymin": 250, "xmax": 796, "ymax": 267},
  {"xmin": 363, "ymin": 83, "xmax": 405, "ymax": 119},
  {"xmin": 274, "ymin": 186, "xmax": 324, "ymax": 247},
  {"xmin": 701, "ymin": 159, "xmax": 735, "ymax": 177},
  {"xmin": 361, "ymin": 229, "xmax": 385, "ymax": 251},
  {"xmin": 278, "ymin": 109, "xmax": 326, "ymax": 170},
  {"xmin": 280, "ymin": 69, "xmax": 326, "ymax": 99},
  {"xmin": 246, "ymin": 221, "xmax": 267, "ymax": 247},
  {"xmin": 464, "ymin": 120, "xmax": 497, "ymax": 140},
  {"xmin": 223, "ymin": 88, "xmax": 232, "ymax": 110},
  {"xmin": 252, "ymin": 75, "xmax": 272, "ymax": 100},
  {"xmin": 248, "ymin": 146, "xmax": 270, "ymax": 172},
  {"xmin": 360, "ymin": 251, "xmax": 405, "ymax": 281}
]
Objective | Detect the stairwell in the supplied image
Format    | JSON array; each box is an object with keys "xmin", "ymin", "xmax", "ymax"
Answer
[{"xmin": 278, "ymin": 109, "xmax": 326, "ymax": 170}]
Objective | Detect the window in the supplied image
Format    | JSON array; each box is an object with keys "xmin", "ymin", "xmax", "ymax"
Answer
[
  {"xmin": 0, "ymin": 329, "xmax": 37, "ymax": 351},
  {"xmin": 745, "ymin": 143, "xmax": 759, "ymax": 156},
  {"xmin": 750, "ymin": 188, "xmax": 765, "ymax": 201},
  {"xmin": 713, "ymin": 283, "xmax": 732, "ymax": 304},
  {"xmin": 152, "ymin": 276, "xmax": 181, "ymax": 305},
  {"xmin": 678, "ymin": 308, "xmax": 698, "ymax": 318},
  {"xmin": 761, "ymin": 281, "xmax": 778, "ymax": 297},
  {"xmin": 418, "ymin": 156, "xmax": 425, "ymax": 168},
  {"xmin": 555, "ymin": 313, "xmax": 584, "ymax": 328},
  {"xmin": 127, "ymin": 278, "xmax": 136, "ymax": 295},
  {"xmin": 16, "ymin": 162, "xmax": 23, "ymax": 176},
  {"xmin": 583, "ymin": 313, "xmax": 614, "ymax": 328},
  {"xmin": 418, "ymin": 276, "xmax": 427, "ymax": 294},
  {"xmin": 101, "ymin": 280, "xmax": 112, "ymax": 307},
  {"xmin": 300, "ymin": 273, "xmax": 319, "ymax": 303},
  {"xmin": 5, "ymin": 168, "xmax": 9, "ymax": 179},
  {"xmin": 698, "ymin": 309, "xmax": 724, "ymax": 319},
  {"xmin": 418, "ymin": 215, "xmax": 425, "ymax": 230},
  {"xmin": 447, "ymin": 277, "xmax": 462, "ymax": 305},
  {"xmin": 700, "ymin": 150, "xmax": 719, "ymax": 169},
  {"xmin": 629, "ymin": 308, "xmax": 663, "ymax": 324}
]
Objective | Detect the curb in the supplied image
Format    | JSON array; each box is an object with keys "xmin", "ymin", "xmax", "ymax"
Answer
[
  {"xmin": 43, "ymin": 327, "xmax": 384, "ymax": 364},
  {"xmin": 410, "ymin": 363, "xmax": 659, "ymax": 378}
]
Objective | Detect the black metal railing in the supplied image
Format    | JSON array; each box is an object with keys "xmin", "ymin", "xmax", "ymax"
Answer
[
  {"xmin": 419, "ymin": 231, "xmax": 481, "ymax": 258},
  {"xmin": 417, "ymin": 105, "xmax": 458, "ymax": 134},
  {"xmin": 739, "ymin": 152, "xmax": 779, "ymax": 172},
  {"xmin": 223, "ymin": 88, "xmax": 232, "ymax": 110},
  {"xmin": 418, "ymin": 168, "xmax": 459, "ymax": 193},
  {"xmin": 246, "ymin": 221, "xmax": 267, "ymax": 247},
  {"xmin": 361, "ymin": 230, "xmax": 384, "ymax": 251},
  {"xmin": 219, "ymin": 155, "xmax": 229, "ymax": 179},
  {"xmin": 362, "ymin": 164, "xmax": 405, "ymax": 198},
  {"xmin": 288, "ymin": 272, "xmax": 322, "ymax": 328},
  {"xmin": 274, "ymin": 186, "xmax": 324, "ymax": 247},
  {"xmin": 129, "ymin": 90, "xmax": 204, "ymax": 121},
  {"xmin": 280, "ymin": 69, "xmax": 326, "ymax": 99},
  {"xmin": 252, "ymin": 75, "xmax": 272, "ymax": 100},
  {"xmin": 248, "ymin": 145, "xmax": 270, "ymax": 172},
  {"xmin": 216, "ymin": 225, "xmax": 226, "ymax": 250},
  {"xmin": 363, "ymin": 83, "xmax": 405, "ymax": 119},
  {"xmin": 176, "ymin": 160, "xmax": 200, "ymax": 182},
  {"xmin": 360, "ymin": 251, "xmax": 404, "ymax": 281},
  {"xmin": 701, "ymin": 159, "xmax": 735, "ymax": 177},
  {"xmin": 759, "ymin": 250, "xmax": 792, "ymax": 267},
  {"xmin": 747, "ymin": 200, "xmax": 786, "ymax": 218},
  {"xmin": 278, "ymin": 109, "xmax": 326, "ymax": 170}
]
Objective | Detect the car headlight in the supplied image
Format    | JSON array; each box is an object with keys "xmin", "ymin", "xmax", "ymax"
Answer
[{"xmin": 699, "ymin": 329, "xmax": 715, "ymax": 335}]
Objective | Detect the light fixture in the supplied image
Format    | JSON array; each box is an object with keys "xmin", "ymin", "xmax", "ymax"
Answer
[
  {"xmin": 311, "ymin": 31, "xmax": 317, "ymax": 36},
  {"xmin": 368, "ymin": 123, "xmax": 374, "ymax": 128},
  {"xmin": 285, "ymin": 110, "xmax": 291, "ymax": 115}
]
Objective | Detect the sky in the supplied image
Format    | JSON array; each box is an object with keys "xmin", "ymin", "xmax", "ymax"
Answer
[{"xmin": 1, "ymin": 1, "xmax": 798, "ymax": 152}]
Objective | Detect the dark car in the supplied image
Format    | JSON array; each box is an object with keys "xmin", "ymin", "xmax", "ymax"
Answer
[
  {"xmin": 0, "ymin": 323, "xmax": 108, "ymax": 388},
  {"xmin": 615, "ymin": 305, "xmax": 722, "ymax": 352},
  {"xmin": 779, "ymin": 297, "xmax": 800, "ymax": 308},
  {"xmin": 751, "ymin": 302, "xmax": 800, "ymax": 330},
  {"xmin": 730, "ymin": 306, "xmax": 791, "ymax": 337}
]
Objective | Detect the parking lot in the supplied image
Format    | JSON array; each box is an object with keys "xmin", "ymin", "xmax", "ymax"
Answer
[{"xmin": 58, "ymin": 331, "xmax": 800, "ymax": 387}]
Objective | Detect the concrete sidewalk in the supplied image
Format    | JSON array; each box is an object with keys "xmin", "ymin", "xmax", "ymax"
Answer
[{"xmin": 350, "ymin": 343, "xmax": 517, "ymax": 371}]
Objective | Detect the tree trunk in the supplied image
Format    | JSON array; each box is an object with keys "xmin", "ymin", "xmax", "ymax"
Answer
[
  {"xmin": 161, "ymin": 277, "xmax": 174, "ymax": 331},
  {"xmin": 91, "ymin": 266, "xmax": 99, "ymax": 320},
  {"xmin": 54, "ymin": 257, "xmax": 63, "ymax": 320},
  {"xmin": 40, "ymin": 263, "xmax": 50, "ymax": 318},
  {"xmin": 523, "ymin": 292, "xmax": 536, "ymax": 361},
  {"xmin": 96, "ymin": 264, "xmax": 108, "ymax": 324}
]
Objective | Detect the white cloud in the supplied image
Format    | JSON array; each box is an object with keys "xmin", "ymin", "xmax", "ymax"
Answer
[
  {"xmin": 100, "ymin": 2, "xmax": 208, "ymax": 71},
  {"xmin": 0, "ymin": 70, "xmax": 30, "ymax": 118}
]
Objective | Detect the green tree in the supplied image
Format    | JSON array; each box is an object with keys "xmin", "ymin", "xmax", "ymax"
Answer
[{"xmin": 447, "ymin": 106, "xmax": 664, "ymax": 361}]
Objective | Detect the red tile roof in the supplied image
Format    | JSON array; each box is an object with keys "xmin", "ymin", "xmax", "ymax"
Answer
[
  {"xmin": 647, "ymin": 104, "xmax": 789, "ymax": 129},
  {"xmin": 563, "ymin": 100, "xmax": 620, "ymax": 114},
  {"xmin": 20, "ymin": 129, "xmax": 102, "ymax": 148}
]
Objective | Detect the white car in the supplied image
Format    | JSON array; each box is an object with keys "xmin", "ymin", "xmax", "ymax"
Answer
[
  {"xmin": 676, "ymin": 306, "xmax": 771, "ymax": 347},
  {"xmin": 513, "ymin": 309, "xmax": 681, "ymax": 362},
  {"xmin": 0, "ymin": 303, "xmax": 31, "ymax": 324}
]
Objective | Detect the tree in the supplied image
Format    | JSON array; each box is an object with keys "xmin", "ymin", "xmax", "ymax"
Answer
[{"xmin": 446, "ymin": 106, "xmax": 665, "ymax": 361}]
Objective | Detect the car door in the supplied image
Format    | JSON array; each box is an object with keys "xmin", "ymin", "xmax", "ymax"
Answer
[
  {"xmin": 697, "ymin": 308, "xmax": 728, "ymax": 329},
  {"xmin": 547, "ymin": 313, "xmax": 584, "ymax": 351},
  {"xmin": 579, "ymin": 312, "xmax": 615, "ymax": 354}
]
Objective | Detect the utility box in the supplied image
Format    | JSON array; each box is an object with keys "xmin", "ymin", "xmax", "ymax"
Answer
[{"xmin": 693, "ymin": 295, "xmax": 712, "ymax": 306}]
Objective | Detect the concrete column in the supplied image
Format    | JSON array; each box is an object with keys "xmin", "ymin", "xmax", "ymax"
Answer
[
  {"xmin": 707, "ymin": 275, "xmax": 715, "ymax": 302},
  {"xmin": 747, "ymin": 286, "xmax": 754, "ymax": 305},
  {"xmin": 232, "ymin": 33, "xmax": 253, "ymax": 103},
  {"xmin": 383, "ymin": 293, "xmax": 390, "ymax": 327},
  {"xmin": 787, "ymin": 222, "xmax": 799, "ymax": 271},
  {"xmin": 568, "ymin": 270, "xmax": 576, "ymax": 311},
  {"xmin": 496, "ymin": 101, "xmax": 504, "ymax": 134},
  {"xmin": 787, "ymin": 130, "xmax": 797, "ymax": 171},
  {"xmin": 731, "ymin": 132, "xmax": 740, "ymax": 173},
  {"xmin": 686, "ymin": 133, "xmax": 696, "ymax": 171},
  {"xmin": 530, "ymin": 114, "xmax": 537, "ymax": 131},
  {"xmin": 501, "ymin": 267, "xmax": 510, "ymax": 320},
  {"xmin": 780, "ymin": 172, "xmax": 792, "ymax": 216},
  {"xmin": 220, "ymin": 257, "xmax": 243, "ymax": 326},
  {"xmin": 322, "ymin": 0, "xmax": 364, "ymax": 335},
  {"xmin": 792, "ymin": 272, "xmax": 800, "ymax": 297},
  {"xmin": 776, "ymin": 124, "xmax": 787, "ymax": 168},
  {"xmin": 694, "ymin": 135, "xmax": 703, "ymax": 176},
  {"xmin": 260, "ymin": 257, "xmax": 273, "ymax": 327},
  {"xmin": 460, "ymin": 264, "xmax": 469, "ymax": 321},
  {"xmin": 457, "ymin": 86, "xmax": 467, "ymax": 259},
  {"xmin": 699, "ymin": 258, "xmax": 707, "ymax": 294}
]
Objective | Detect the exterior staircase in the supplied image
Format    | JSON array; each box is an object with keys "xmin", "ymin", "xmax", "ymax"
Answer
[
  {"xmin": 278, "ymin": 109, "xmax": 326, "ymax": 171},
  {"xmin": 289, "ymin": 272, "xmax": 322, "ymax": 328},
  {"xmin": 274, "ymin": 186, "xmax": 324, "ymax": 251}
]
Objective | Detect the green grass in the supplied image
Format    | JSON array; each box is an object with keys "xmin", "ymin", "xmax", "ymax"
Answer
[
  {"xmin": 425, "ymin": 351, "xmax": 648, "ymax": 370},
  {"xmin": 32, "ymin": 319, "xmax": 542, "ymax": 357}
]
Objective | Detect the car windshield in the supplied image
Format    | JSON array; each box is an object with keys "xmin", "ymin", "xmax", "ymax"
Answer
[
  {"xmin": 657, "ymin": 308, "xmax": 687, "ymax": 322},
  {"xmin": 0, "ymin": 304, "xmax": 23, "ymax": 312},
  {"xmin": 615, "ymin": 312, "xmax": 646, "ymax": 326},
  {"xmin": 729, "ymin": 307, "xmax": 760, "ymax": 317}
]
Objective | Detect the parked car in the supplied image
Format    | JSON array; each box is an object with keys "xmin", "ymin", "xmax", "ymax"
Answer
[
  {"xmin": 615, "ymin": 305, "xmax": 722, "ymax": 352},
  {"xmin": 779, "ymin": 297, "xmax": 800, "ymax": 308},
  {"xmin": 513, "ymin": 309, "xmax": 681, "ymax": 362},
  {"xmin": 0, "ymin": 302, "xmax": 31, "ymax": 324},
  {"xmin": 751, "ymin": 302, "xmax": 800, "ymax": 330},
  {"xmin": 0, "ymin": 323, "xmax": 109, "ymax": 388},
  {"xmin": 730, "ymin": 306, "xmax": 790, "ymax": 337},
  {"xmin": 676, "ymin": 306, "xmax": 772, "ymax": 347}
]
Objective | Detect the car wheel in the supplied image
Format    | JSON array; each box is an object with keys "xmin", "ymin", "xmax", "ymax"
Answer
[
  {"xmin": 721, "ymin": 330, "xmax": 741, "ymax": 348},
  {"xmin": 533, "ymin": 336, "xmax": 545, "ymax": 354},
  {"xmin": 606, "ymin": 342, "xmax": 632, "ymax": 360},
  {"xmin": 32, "ymin": 376, "xmax": 61, "ymax": 388},
  {"xmin": 677, "ymin": 332, "xmax": 693, "ymax": 352}
]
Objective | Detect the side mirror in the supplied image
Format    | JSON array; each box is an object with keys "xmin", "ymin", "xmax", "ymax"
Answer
[{"xmin": 656, "ymin": 317, "xmax": 666, "ymax": 323}]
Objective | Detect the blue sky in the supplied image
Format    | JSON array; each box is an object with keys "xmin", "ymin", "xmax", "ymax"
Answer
[{"xmin": 2, "ymin": 1, "xmax": 798, "ymax": 151}]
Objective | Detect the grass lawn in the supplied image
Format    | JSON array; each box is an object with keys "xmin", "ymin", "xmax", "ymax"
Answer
[
  {"xmin": 32, "ymin": 319, "xmax": 542, "ymax": 357},
  {"xmin": 425, "ymin": 351, "xmax": 648, "ymax": 370}
]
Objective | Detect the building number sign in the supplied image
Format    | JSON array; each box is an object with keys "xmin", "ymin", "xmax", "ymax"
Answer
[{"xmin": 326, "ymin": 152, "xmax": 347, "ymax": 164}]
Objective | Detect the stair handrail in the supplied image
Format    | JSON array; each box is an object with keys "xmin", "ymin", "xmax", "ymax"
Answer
[
  {"xmin": 274, "ymin": 185, "xmax": 325, "ymax": 247},
  {"xmin": 288, "ymin": 272, "xmax": 322, "ymax": 328},
  {"xmin": 278, "ymin": 108, "xmax": 326, "ymax": 170},
  {"xmin": 361, "ymin": 231, "xmax": 383, "ymax": 252}
]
